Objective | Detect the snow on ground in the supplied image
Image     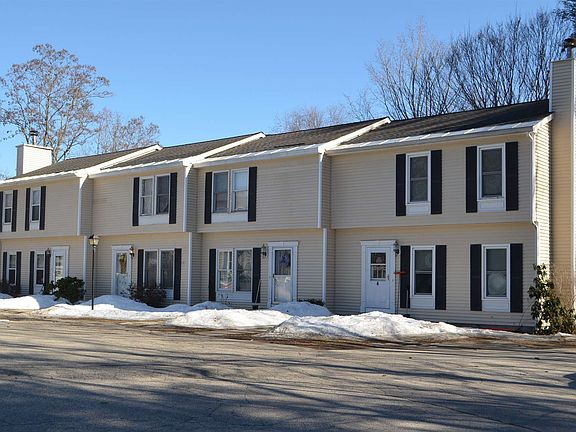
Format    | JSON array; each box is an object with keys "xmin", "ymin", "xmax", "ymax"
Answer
[
  {"xmin": 270, "ymin": 301, "xmax": 331, "ymax": 317},
  {"xmin": 168, "ymin": 309, "xmax": 290, "ymax": 329},
  {"xmin": 0, "ymin": 293, "xmax": 12, "ymax": 300},
  {"xmin": 0, "ymin": 295, "xmax": 65, "ymax": 310}
]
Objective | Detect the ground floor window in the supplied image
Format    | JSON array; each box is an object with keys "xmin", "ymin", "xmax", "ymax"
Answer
[
  {"xmin": 35, "ymin": 253, "xmax": 45, "ymax": 286},
  {"xmin": 144, "ymin": 249, "xmax": 175, "ymax": 289},
  {"xmin": 7, "ymin": 253, "xmax": 16, "ymax": 285},
  {"xmin": 410, "ymin": 246, "xmax": 435, "ymax": 309},
  {"xmin": 217, "ymin": 248, "xmax": 252, "ymax": 293},
  {"xmin": 483, "ymin": 246, "xmax": 508, "ymax": 299}
]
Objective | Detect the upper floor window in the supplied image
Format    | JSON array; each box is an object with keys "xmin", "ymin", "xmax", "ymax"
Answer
[
  {"xmin": 405, "ymin": 152, "xmax": 430, "ymax": 215},
  {"xmin": 31, "ymin": 188, "xmax": 41, "ymax": 222},
  {"xmin": 479, "ymin": 146, "xmax": 504, "ymax": 198},
  {"xmin": 212, "ymin": 169, "xmax": 249, "ymax": 214},
  {"xmin": 140, "ymin": 175, "xmax": 170, "ymax": 217},
  {"xmin": 3, "ymin": 192, "xmax": 13, "ymax": 225}
]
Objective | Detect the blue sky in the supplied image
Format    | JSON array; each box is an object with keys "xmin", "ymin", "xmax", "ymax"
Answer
[{"xmin": 0, "ymin": 0, "xmax": 559, "ymax": 175}]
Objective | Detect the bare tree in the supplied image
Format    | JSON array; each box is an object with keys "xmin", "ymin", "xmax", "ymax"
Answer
[
  {"xmin": 557, "ymin": 0, "xmax": 576, "ymax": 33},
  {"xmin": 0, "ymin": 44, "xmax": 111, "ymax": 161},
  {"xmin": 274, "ymin": 105, "xmax": 348, "ymax": 132},
  {"xmin": 87, "ymin": 108, "xmax": 160, "ymax": 154}
]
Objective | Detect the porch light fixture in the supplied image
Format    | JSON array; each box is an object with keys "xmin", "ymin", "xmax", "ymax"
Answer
[
  {"xmin": 129, "ymin": 245, "xmax": 135, "ymax": 257},
  {"xmin": 261, "ymin": 243, "xmax": 267, "ymax": 257},
  {"xmin": 393, "ymin": 240, "xmax": 400, "ymax": 255},
  {"xmin": 88, "ymin": 235, "xmax": 100, "ymax": 310}
]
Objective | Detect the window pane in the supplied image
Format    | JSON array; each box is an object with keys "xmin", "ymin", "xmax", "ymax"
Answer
[
  {"xmin": 156, "ymin": 195, "xmax": 169, "ymax": 214},
  {"xmin": 481, "ymin": 149, "xmax": 502, "ymax": 197},
  {"xmin": 54, "ymin": 255, "xmax": 64, "ymax": 281},
  {"xmin": 36, "ymin": 269, "xmax": 44, "ymax": 285},
  {"xmin": 142, "ymin": 178, "xmax": 153, "ymax": 196},
  {"xmin": 32, "ymin": 190, "xmax": 40, "ymax": 205},
  {"xmin": 414, "ymin": 273, "xmax": 433, "ymax": 294},
  {"xmin": 144, "ymin": 251, "xmax": 158, "ymax": 287},
  {"xmin": 410, "ymin": 179, "xmax": 428, "ymax": 202},
  {"xmin": 8, "ymin": 269, "xmax": 16, "ymax": 285},
  {"xmin": 486, "ymin": 249, "xmax": 506, "ymax": 271},
  {"xmin": 157, "ymin": 176, "xmax": 170, "ymax": 195},
  {"xmin": 410, "ymin": 156, "xmax": 428, "ymax": 178},
  {"xmin": 5, "ymin": 193, "xmax": 12, "ymax": 208},
  {"xmin": 233, "ymin": 171, "xmax": 248, "ymax": 191},
  {"xmin": 370, "ymin": 253, "xmax": 387, "ymax": 281},
  {"xmin": 156, "ymin": 176, "xmax": 170, "ymax": 215},
  {"xmin": 414, "ymin": 250, "xmax": 433, "ymax": 272},
  {"xmin": 141, "ymin": 196, "xmax": 153, "ymax": 215},
  {"xmin": 9, "ymin": 254, "xmax": 16, "ymax": 267},
  {"xmin": 274, "ymin": 250, "xmax": 291, "ymax": 276},
  {"xmin": 486, "ymin": 248, "xmax": 507, "ymax": 298},
  {"xmin": 233, "ymin": 191, "xmax": 248, "ymax": 211},
  {"xmin": 4, "ymin": 208, "xmax": 11, "ymax": 223},
  {"xmin": 236, "ymin": 250, "xmax": 252, "ymax": 292},
  {"xmin": 482, "ymin": 173, "xmax": 502, "ymax": 197},
  {"xmin": 32, "ymin": 205, "xmax": 40, "ymax": 221},
  {"xmin": 213, "ymin": 172, "xmax": 229, "ymax": 212},
  {"xmin": 36, "ymin": 254, "xmax": 45, "ymax": 269},
  {"xmin": 482, "ymin": 149, "xmax": 502, "ymax": 172},
  {"xmin": 160, "ymin": 250, "xmax": 174, "ymax": 289},
  {"xmin": 409, "ymin": 156, "xmax": 428, "ymax": 202}
]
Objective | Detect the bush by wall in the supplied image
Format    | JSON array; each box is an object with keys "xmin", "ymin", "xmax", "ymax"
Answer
[{"xmin": 128, "ymin": 283, "xmax": 166, "ymax": 308}]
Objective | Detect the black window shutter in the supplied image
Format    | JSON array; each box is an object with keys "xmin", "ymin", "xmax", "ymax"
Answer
[
  {"xmin": 0, "ymin": 191, "xmax": 4, "ymax": 233},
  {"xmin": 39, "ymin": 186, "xmax": 46, "ymax": 230},
  {"xmin": 137, "ymin": 249, "xmax": 144, "ymax": 287},
  {"xmin": 29, "ymin": 251, "xmax": 35, "ymax": 295},
  {"xmin": 132, "ymin": 178, "xmax": 140, "ymax": 227},
  {"xmin": 169, "ymin": 172, "xmax": 178, "ymax": 224},
  {"xmin": 470, "ymin": 244, "xmax": 482, "ymax": 311},
  {"xmin": 396, "ymin": 154, "xmax": 406, "ymax": 217},
  {"xmin": 208, "ymin": 248, "xmax": 216, "ymax": 301},
  {"xmin": 506, "ymin": 142, "xmax": 519, "ymax": 211},
  {"xmin": 16, "ymin": 251, "xmax": 21, "ymax": 295},
  {"xmin": 510, "ymin": 243, "xmax": 523, "ymax": 313},
  {"xmin": 248, "ymin": 167, "xmax": 257, "ymax": 222},
  {"xmin": 252, "ymin": 247, "xmax": 261, "ymax": 308},
  {"xmin": 204, "ymin": 172, "xmax": 213, "ymax": 225},
  {"xmin": 11, "ymin": 190, "xmax": 17, "ymax": 232},
  {"xmin": 44, "ymin": 252, "xmax": 50, "ymax": 291},
  {"xmin": 2, "ymin": 252, "xmax": 7, "ymax": 283},
  {"xmin": 466, "ymin": 147, "xmax": 477, "ymax": 213},
  {"xmin": 431, "ymin": 150, "xmax": 442, "ymax": 215},
  {"xmin": 435, "ymin": 245, "xmax": 447, "ymax": 310},
  {"xmin": 400, "ymin": 245, "xmax": 410, "ymax": 308},
  {"xmin": 25, "ymin": 188, "xmax": 30, "ymax": 231},
  {"xmin": 173, "ymin": 248, "xmax": 182, "ymax": 300}
]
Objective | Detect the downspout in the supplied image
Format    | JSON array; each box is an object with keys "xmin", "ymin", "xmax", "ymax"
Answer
[
  {"xmin": 529, "ymin": 131, "xmax": 540, "ymax": 266},
  {"xmin": 182, "ymin": 164, "xmax": 192, "ymax": 232},
  {"xmin": 317, "ymin": 152, "xmax": 327, "ymax": 304}
]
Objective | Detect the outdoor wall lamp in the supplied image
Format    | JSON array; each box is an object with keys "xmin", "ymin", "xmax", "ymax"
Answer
[
  {"xmin": 261, "ymin": 243, "xmax": 267, "ymax": 257},
  {"xmin": 129, "ymin": 245, "xmax": 135, "ymax": 257},
  {"xmin": 393, "ymin": 240, "xmax": 400, "ymax": 255},
  {"xmin": 88, "ymin": 235, "xmax": 99, "ymax": 310}
]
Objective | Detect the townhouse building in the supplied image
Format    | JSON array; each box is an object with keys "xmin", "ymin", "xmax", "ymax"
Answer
[{"xmin": 1, "ymin": 56, "xmax": 575, "ymax": 328}]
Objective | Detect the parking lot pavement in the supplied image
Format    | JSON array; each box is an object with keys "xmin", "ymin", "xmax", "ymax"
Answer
[{"xmin": 0, "ymin": 315, "xmax": 574, "ymax": 432}]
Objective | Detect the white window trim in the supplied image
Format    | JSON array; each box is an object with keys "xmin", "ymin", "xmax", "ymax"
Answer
[
  {"xmin": 410, "ymin": 246, "xmax": 435, "ymax": 309},
  {"xmin": 231, "ymin": 169, "xmax": 249, "ymax": 212},
  {"xmin": 111, "ymin": 245, "xmax": 133, "ymax": 296},
  {"xmin": 477, "ymin": 144, "xmax": 506, "ymax": 212},
  {"xmin": 211, "ymin": 169, "xmax": 249, "ymax": 223},
  {"xmin": 481, "ymin": 244, "xmax": 510, "ymax": 312},
  {"xmin": 267, "ymin": 241, "xmax": 298, "ymax": 306},
  {"xmin": 215, "ymin": 248, "xmax": 253, "ymax": 301},
  {"xmin": 3, "ymin": 191, "xmax": 13, "ymax": 226},
  {"xmin": 139, "ymin": 175, "xmax": 170, "ymax": 225},
  {"xmin": 405, "ymin": 151, "xmax": 431, "ymax": 215},
  {"xmin": 50, "ymin": 246, "xmax": 69, "ymax": 283},
  {"xmin": 6, "ymin": 251, "xmax": 17, "ymax": 285},
  {"xmin": 34, "ymin": 250, "xmax": 46, "ymax": 291},
  {"xmin": 29, "ymin": 187, "xmax": 41, "ymax": 230},
  {"xmin": 142, "ymin": 248, "xmax": 176, "ymax": 297}
]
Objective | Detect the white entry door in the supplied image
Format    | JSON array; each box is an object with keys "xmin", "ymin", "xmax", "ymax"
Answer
[
  {"xmin": 362, "ymin": 243, "xmax": 395, "ymax": 313},
  {"xmin": 269, "ymin": 243, "xmax": 297, "ymax": 304},
  {"xmin": 112, "ymin": 248, "xmax": 132, "ymax": 297}
]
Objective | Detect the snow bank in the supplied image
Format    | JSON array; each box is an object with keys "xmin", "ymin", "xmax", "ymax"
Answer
[
  {"xmin": 168, "ymin": 309, "xmax": 290, "ymax": 329},
  {"xmin": 0, "ymin": 295, "xmax": 65, "ymax": 310},
  {"xmin": 264, "ymin": 311, "xmax": 479, "ymax": 342},
  {"xmin": 270, "ymin": 301, "xmax": 331, "ymax": 317},
  {"xmin": 0, "ymin": 293, "xmax": 12, "ymax": 300}
]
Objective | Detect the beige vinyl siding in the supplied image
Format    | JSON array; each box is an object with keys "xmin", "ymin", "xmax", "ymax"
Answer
[
  {"xmin": 325, "ymin": 228, "xmax": 335, "ymax": 310},
  {"xmin": 93, "ymin": 233, "xmax": 189, "ymax": 303},
  {"xmin": 79, "ymin": 178, "xmax": 93, "ymax": 236},
  {"xmin": 534, "ymin": 123, "xmax": 551, "ymax": 266},
  {"xmin": 197, "ymin": 155, "xmax": 319, "ymax": 232},
  {"xmin": 186, "ymin": 168, "xmax": 198, "ymax": 233},
  {"xmin": 92, "ymin": 167, "xmax": 185, "ymax": 236},
  {"xmin": 334, "ymin": 223, "xmax": 536, "ymax": 327},
  {"xmin": 0, "ymin": 236, "xmax": 85, "ymax": 292},
  {"xmin": 190, "ymin": 231, "xmax": 203, "ymax": 304},
  {"xmin": 201, "ymin": 229, "xmax": 323, "ymax": 306},
  {"xmin": 321, "ymin": 155, "xmax": 331, "ymax": 228},
  {"xmin": 0, "ymin": 178, "xmax": 80, "ymax": 238},
  {"xmin": 331, "ymin": 133, "xmax": 532, "ymax": 229}
]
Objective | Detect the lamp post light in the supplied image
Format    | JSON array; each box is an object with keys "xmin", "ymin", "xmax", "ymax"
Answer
[
  {"xmin": 44, "ymin": 248, "xmax": 51, "ymax": 293},
  {"xmin": 88, "ymin": 235, "xmax": 100, "ymax": 310}
]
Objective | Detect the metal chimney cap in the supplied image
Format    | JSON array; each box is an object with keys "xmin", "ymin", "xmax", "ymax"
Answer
[{"xmin": 564, "ymin": 37, "xmax": 576, "ymax": 49}]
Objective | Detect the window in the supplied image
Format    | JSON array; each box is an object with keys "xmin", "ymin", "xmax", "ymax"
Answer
[
  {"xmin": 156, "ymin": 176, "xmax": 170, "ymax": 215},
  {"xmin": 7, "ymin": 253, "xmax": 16, "ymax": 285},
  {"xmin": 35, "ymin": 253, "xmax": 45, "ymax": 286},
  {"xmin": 480, "ymin": 147, "xmax": 503, "ymax": 198},
  {"xmin": 484, "ymin": 246, "xmax": 508, "ymax": 298},
  {"xmin": 144, "ymin": 250, "xmax": 158, "ymax": 287},
  {"xmin": 140, "ymin": 175, "xmax": 170, "ymax": 217},
  {"xmin": 413, "ymin": 248, "xmax": 433, "ymax": 295},
  {"xmin": 4, "ymin": 192, "xmax": 12, "ymax": 224},
  {"xmin": 140, "ymin": 178, "xmax": 154, "ymax": 216},
  {"xmin": 235, "ymin": 249, "xmax": 252, "ymax": 292},
  {"xmin": 408, "ymin": 154, "xmax": 429, "ymax": 203},
  {"xmin": 370, "ymin": 252, "xmax": 386, "ymax": 280},
  {"xmin": 217, "ymin": 250, "xmax": 233, "ymax": 290},
  {"xmin": 160, "ymin": 250, "xmax": 174, "ymax": 289},
  {"xmin": 31, "ymin": 188, "xmax": 41, "ymax": 222},
  {"xmin": 212, "ymin": 169, "xmax": 249, "ymax": 214}
]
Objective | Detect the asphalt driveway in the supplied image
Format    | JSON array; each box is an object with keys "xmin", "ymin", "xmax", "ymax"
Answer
[{"xmin": 0, "ymin": 314, "xmax": 574, "ymax": 431}]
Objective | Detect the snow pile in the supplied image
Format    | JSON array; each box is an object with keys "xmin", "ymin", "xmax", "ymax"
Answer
[
  {"xmin": 0, "ymin": 295, "xmax": 65, "ymax": 310},
  {"xmin": 270, "ymin": 301, "xmax": 331, "ymax": 317},
  {"xmin": 43, "ymin": 295, "xmax": 230, "ymax": 321},
  {"xmin": 264, "ymin": 311, "xmax": 478, "ymax": 342},
  {"xmin": 0, "ymin": 293, "xmax": 12, "ymax": 300},
  {"xmin": 168, "ymin": 309, "xmax": 290, "ymax": 329}
]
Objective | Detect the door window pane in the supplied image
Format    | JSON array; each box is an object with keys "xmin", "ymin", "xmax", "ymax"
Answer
[
  {"xmin": 485, "ymin": 248, "xmax": 507, "ymax": 297},
  {"xmin": 370, "ymin": 252, "xmax": 386, "ymax": 280},
  {"xmin": 232, "ymin": 171, "xmax": 248, "ymax": 211},
  {"xmin": 144, "ymin": 251, "xmax": 158, "ymax": 287},
  {"xmin": 141, "ymin": 178, "xmax": 154, "ymax": 215},
  {"xmin": 156, "ymin": 176, "xmax": 170, "ymax": 215},
  {"xmin": 36, "ymin": 253, "xmax": 45, "ymax": 285},
  {"xmin": 160, "ymin": 250, "xmax": 174, "ymax": 289},
  {"xmin": 409, "ymin": 155, "xmax": 428, "ymax": 202},
  {"xmin": 31, "ymin": 189, "xmax": 41, "ymax": 221},
  {"xmin": 481, "ymin": 148, "xmax": 503, "ymax": 197},
  {"xmin": 54, "ymin": 255, "xmax": 64, "ymax": 281},
  {"xmin": 274, "ymin": 249, "xmax": 291, "ymax": 276},
  {"xmin": 213, "ymin": 172, "xmax": 229, "ymax": 213},
  {"xmin": 414, "ymin": 249, "xmax": 433, "ymax": 295},
  {"xmin": 236, "ymin": 250, "xmax": 252, "ymax": 292},
  {"xmin": 217, "ymin": 250, "xmax": 232, "ymax": 290}
]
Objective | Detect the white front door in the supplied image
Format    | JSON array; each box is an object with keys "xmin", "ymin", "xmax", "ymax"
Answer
[
  {"xmin": 112, "ymin": 248, "xmax": 132, "ymax": 297},
  {"xmin": 362, "ymin": 244, "xmax": 395, "ymax": 313},
  {"xmin": 269, "ymin": 243, "xmax": 297, "ymax": 304},
  {"xmin": 50, "ymin": 247, "xmax": 69, "ymax": 283}
]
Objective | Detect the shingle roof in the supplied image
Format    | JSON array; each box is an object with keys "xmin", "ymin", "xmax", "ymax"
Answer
[
  {"xmin": 110, "ymin": 133, "xmax": 259, "ymax": 168},
  {"xmin": 210, "ymin": 119, "xmax": 378, "ymax": 158},
  {"xmin": 11, "ymin": 147, "xmax": 148, "ymax": 179},
  {"xmin": 345, "ymin": 100, "xmax": 550, "ymax": 145}
]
